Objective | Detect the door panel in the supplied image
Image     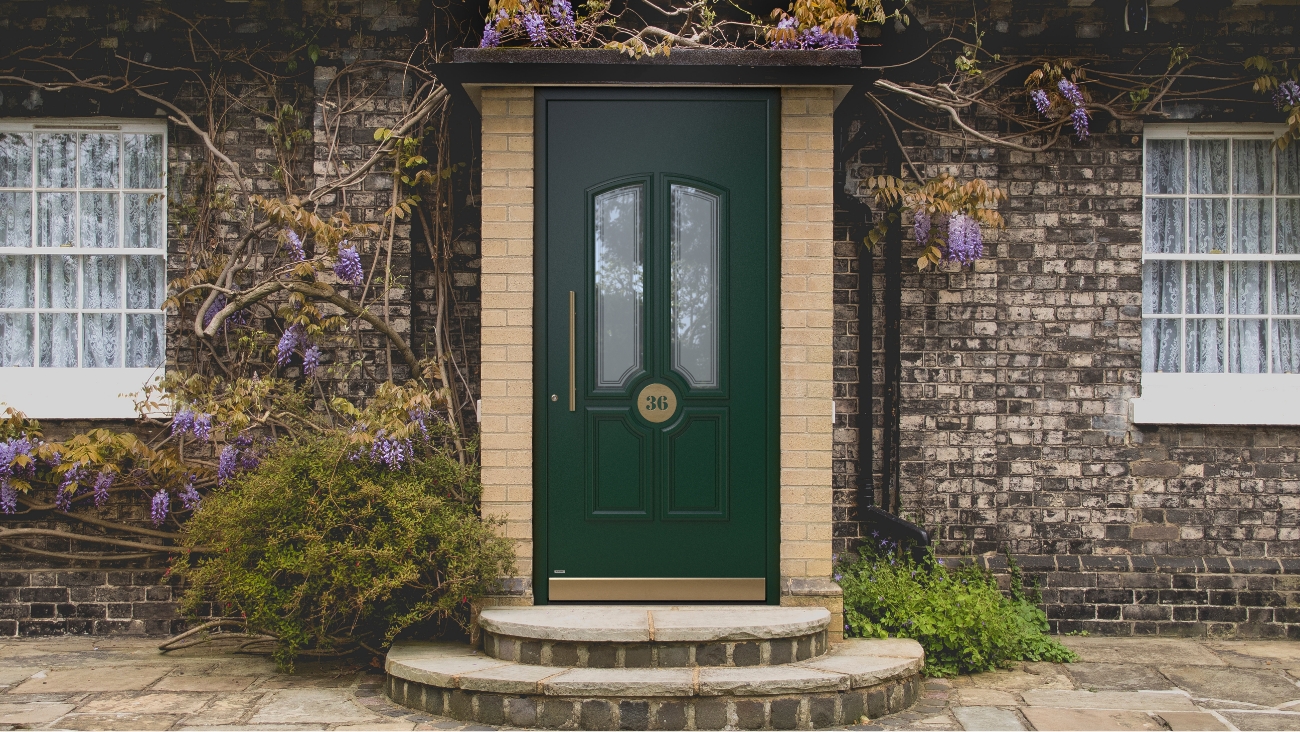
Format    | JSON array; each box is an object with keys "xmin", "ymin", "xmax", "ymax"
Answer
[{"xmin": 537, "ymin": 89, "xmax": 778, "ymax": 602}]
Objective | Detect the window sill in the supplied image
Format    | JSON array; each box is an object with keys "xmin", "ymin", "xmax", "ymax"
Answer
[
  {"xmin": 0, "ymin": 368, "xmax": 160, "ymax": 419},
  {"xmin": 1131, "ymin": 373, "xmax": 1300, "ymax": 426}
]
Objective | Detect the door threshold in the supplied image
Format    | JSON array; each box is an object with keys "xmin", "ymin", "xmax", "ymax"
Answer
[{"xmin": 548, "ymin": 577, "xmax": 765, "ymax": 601}]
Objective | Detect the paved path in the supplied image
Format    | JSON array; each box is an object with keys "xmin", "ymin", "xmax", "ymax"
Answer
[{"xmin": 3, "ymin": 635, "xmax": 1300, "ymax": 730}]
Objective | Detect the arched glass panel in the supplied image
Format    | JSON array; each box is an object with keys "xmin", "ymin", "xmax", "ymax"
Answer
[
  {"xmin": 594, "ymin": 185, "xmax": 644, "ymax": 389},
  {"xmin": 670, "ymin": 184, "xmax": 719, "ymax": 389}
]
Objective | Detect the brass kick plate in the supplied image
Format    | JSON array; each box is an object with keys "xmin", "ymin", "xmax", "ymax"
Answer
[{"xmin": 549, "ymin": 577, "xmax": 765, "ymax": 602}]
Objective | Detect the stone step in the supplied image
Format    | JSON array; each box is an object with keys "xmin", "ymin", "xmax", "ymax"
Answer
[
  {"xmin": 479, "ymin": 605, "xmax": 832, "ymax": 667},
  {"xmin": 385, "ymin": 638, "xmax": 924, "ymax": 730}
]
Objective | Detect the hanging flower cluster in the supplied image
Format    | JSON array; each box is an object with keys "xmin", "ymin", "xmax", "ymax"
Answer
[
  {"xmin": 865, "ymin": 173, "xmax": 1006, "ymax": 271},
  {"xmin": 480, "ymin": 0, "xmax": 576, "ymax": 48},
  {"xmin": 0, "ymin": 436, "xmax": 35, "ymax": 513},
  {"xmin": 769, "ymin": 16, "xmax": 858, "ymax": 49},
  {"xmin": 218, "ymin": 433, "xmax": 264, "ymax": 485},
  {"xmin": 334, "ymin": 243, "xmax": 364, "ymax": 286},
  {"xmin": 1024, "ymin": 63, "xmax": 1090, "ymax": 140},
  {"xmin": 1276, "ymin": 80, "xmax": 1300, "ymax": 110},
  {"xmin": 172, "ymin": 409, "xmax": 214, "ymax": 441}
]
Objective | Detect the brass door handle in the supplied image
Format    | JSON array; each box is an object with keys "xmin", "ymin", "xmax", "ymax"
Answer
[{"xmin": 568, "ymin": 290, "xmax": 576, "ymax": 412}]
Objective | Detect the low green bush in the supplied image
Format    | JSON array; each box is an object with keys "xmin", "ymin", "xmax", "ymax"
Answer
[
  {"xmin": 839, "ymin": 546, "xmax": 1077, "ymax": 677},
  {"xmin": 173, "ymin": 432, "xmax": 514, "ymax": 670}
]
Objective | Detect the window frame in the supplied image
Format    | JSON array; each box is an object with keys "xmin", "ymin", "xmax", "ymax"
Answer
[
  {"xmin": 1132, "ymin": 123, "xmax": 1300, "ymax": 425},
  {"xmin": 0, "ymin": 118, "xmax": 168, "ymax": 419}
]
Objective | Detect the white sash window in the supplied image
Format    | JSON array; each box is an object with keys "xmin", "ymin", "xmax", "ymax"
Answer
[{"xmin": 0, "ymin": 120, "xmax": 166, "ymax": 418}]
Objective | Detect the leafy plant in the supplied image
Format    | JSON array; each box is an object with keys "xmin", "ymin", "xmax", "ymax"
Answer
[
  {"xmin": 865, "ymin": 174, "xmax": 1007, "ymax": 270},
  {"xmin": 839, "ymin": 545, "xmax": 1077, "ymax": 677},
  {"xmin": 172, "ymin": 431, "xmax": 514, "ymax": 671}
]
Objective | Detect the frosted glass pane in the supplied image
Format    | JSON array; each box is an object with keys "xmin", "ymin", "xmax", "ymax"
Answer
[
  {"xmin": 1189, "ymin": 139, "xmax": 1228, "ymax": 194},
  {"xmin": 126, "ymin": 256, "xmax": 164, "ymax": 309},
  {"xmin": 125, "ymin": 193, "xmax": 162, "ymax": 248},
  {"xmin": 83, "ymin": 313, "xmax": 119, "ymax": 368},
  {"xmin": 1145, "ymin": 198, "xmax": 1184, "ymax": 253},
  {"xmin": 1146, "ymin": 139, "xmax": 1185, "ymax": 194},
  {"xmin": 39, "ymin": 254, "xmax": 78, "ymax": 309},
  {"xmin": 1234, "ymin": 139, "xmax": 1273, "ymax": 194},
  {"xmin": 1281, "ymin": 142, "xmax": 1300, "ymax": 195},
  {"xmin": 0, "ymin": 256, "xmax": 33, "ymax": 308},
  {"xmin": 1186, "ymin": 262, "xmax": 1223, "ymax": 314},
  {"xmin": 79, "ymin": 133, "xmax": 118, "ymax": 188},
  {"xmin": 80, "ymin": 192, "xmax": 118, "ymax": 248},
  {"xmin": 37, "ymin": 192, "xmax": 75, "ymax": 247},
  {"xmin": 671, "ymin": 185, "xmax": 719, "ymax": 389},
  {"xmin": 1142, "ymin": 318, "xmax": 1181, "ymax": 372},
  {"xmin": 124, "ymin": 134, "xmax": 162, "ymax": 188},
  {"xmin": 125, "ymin": 313, "xmax": 164, "ymax": 367},
  {"xmin": 1273, "ymin": 320, "xmax": 1300, "ymax": 373},
  {"xmin": 1143, "ymin": 261, "xmax": 1181, "ymax": 314},
  {"xmin": 0, "ymin": 313, "xmax": 33, "ymax": 367},
  {"xmin": 0, "ymin": 133, "xmax": 31, "ymax": 187},
  {"xmin": 1234, "ymin": 199, "xmax": 1271, "ymax": 254},
  {"xmin": 1230, "ymin": 262, "xmax": 1266, "ymax": 314},
  {"xmin": 1279, "ymin": 199, "xmax": 1300, "ymax": 255},
  {"xmin": 37, "ymin": 134, "xmax": 75, "ymax": 188},
  {"xmin": 1189, "ymin": 199, "xmax": 1227, "ymax": 254},
  {"xmin": 83, "ymin": 255, "xmax": 120, "ymax": 309},
  {"xmin": 0, "ymin": 192, "xmax": 32, "ymax": 247},
  {"xmin": 594, "ymin": 185, "xmax": 643, "ymax": 389},
  {"xmin": 39, "ymin": 313, "xmax": 77, "ymax": 367},
  {"xmin": 1230, "ymin": 319, "xmax": 1267, "ymax": 374},
  {"xmin": 1186, "ymin": 319, "xmax": 1223, "ymax": 373}
]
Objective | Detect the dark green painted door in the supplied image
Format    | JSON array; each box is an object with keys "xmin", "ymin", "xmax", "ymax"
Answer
[{"xmin": 536, "ymin": 88, "xmax": 778, "ymax": 603}]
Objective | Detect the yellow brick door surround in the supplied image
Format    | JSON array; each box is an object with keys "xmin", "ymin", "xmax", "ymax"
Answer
[{"xmin": 478, "ymin": 86, "xmax": 841, "ymax": 635}]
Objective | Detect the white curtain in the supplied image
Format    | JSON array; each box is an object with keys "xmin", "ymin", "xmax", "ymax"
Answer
[
  {"xmin": 1275, "ymin": 263, "xmax": 1300, "ymax": 373},
  {"xmin": 1190, "ymin": 140, "xmax": 1228, "ymax": 194},
  {"xmin": 0, "ymin": 256, "xmax": 33, "ymax": 367}
]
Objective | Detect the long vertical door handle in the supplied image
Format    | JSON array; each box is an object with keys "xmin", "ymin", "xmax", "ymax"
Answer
[{"xmin": 568, "ymin": 290, "xmax": 576, "ymax": 411}]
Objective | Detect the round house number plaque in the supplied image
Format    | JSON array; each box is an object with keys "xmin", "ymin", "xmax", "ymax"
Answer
[{"xmin": 636, "ymin": 383, "xmax": 678, "ymax": 423}]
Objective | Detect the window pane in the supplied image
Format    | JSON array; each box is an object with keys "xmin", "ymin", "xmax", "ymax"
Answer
[
  {"xmin": 124, "ymin": 134, "xmax": 162, "ymax": 188},
  {"xmin": 1143, "ymin": 261, "xmax": 1182, "ymax": 314},
  {"xmin": 1279, "ymin": 199, "xmax": 1300, "ymax": 255},
  {"xmin": 1142, "ymin": 318, "xmax": 1181, "ymax": 372},
  {"xmin": 83, "ymin": 255, "xmax": 120, "ymax": 309},
  {"xmin": 125, "ymin": 193, "xmax": 163, "ymax": 248},
  {"xmin": 39, "ymin": 254, "xmax": 78, "ymax": 309},
  {"xmin": 36, "ymin": 192, "xmax": 74, "ymax": 247},
  {"xmin": 1273, "ymin": 320, "xmax": 1300, "ymax": 373},
  {"xmin": 1146, "ymin": 139, "xmax": 1185, "ymax": 194},
  {"xmin": 79, "ymin": 133, "xmax": 119, "ymax": 188},
  {"xmin": 1186, "ymin": 262, "xmax": 1223, "ymax": 314},
  {"xmin": 39, "ymin": 313, "xmax": 78, "ymax": 367},
  {"xmin": 1186, "ymin": 319, "xmax": 1224, "ymax": 373},
  {"xmin": 1145, "ymin": 198, "xmax": 1185, "ymax": 253},
  {"xmin": 1275, "ymin": 263, "xmax": 1300, "ymax": 315},
  {"xmin": 0, "ymin": 313, "xmax": 34, "ymax": 367},
  {"xmin": 1233, "ymin": 198, "xmax": 1272, "ymax": 254},
  {"xmin": 1189, "ymin": 139, "xmax": 1228, "ymax": 194},
  {"xmin": 80, "ymin": 192, "xmax": 118, "ymax": 248},
  {"xmin": 594, "ymin": 185, "xmax": 644, "ymax": 389},
  {"xmin": 1189, "ymin": 199, "xmax": 1228, "ymax": 253},
  {"xmin": 126, "ymin": 256, "xmax": 164, "ymax": 309},
  {"xmin": 1229, "ymin": 319, "xmax": 1267, "ymax": 373},
  {"xmin": 0, "ymin": 192, "xmax": 32, "ymax": 247},
  {"xmin": 125, "ymin": 313, "xmax": 164, "ymax": 367},
  {"xmin": 1229, "ymin": 262, "xmax": 1266, "ymax": 314},
  {"xmin": 83, "ymin": 313, "xmax": 119, "ymax": 367},
  {"xmin": 37, "ymin": 133, "xmax": 75, "ymax": 188},
  {"xmin": 0, "ymin": 133, "xmax": 32, "ymax": 187},
  {"xmin": 1234, "ymin": 139, "xmax": 1273, "ymax": 194},
  {"xmin": 1280, "ymin": 141, "xmax": 1300, "ymax": 195},
  {"xmin": 670, "ymin": 185, "xmax": 720, "ymax": 389},
  {"xmin": 0, "ymin": 256, "xmax": 33, "ymax": 308}
]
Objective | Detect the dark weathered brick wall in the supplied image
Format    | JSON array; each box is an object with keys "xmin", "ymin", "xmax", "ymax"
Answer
[{"xmin": 0, "ymin": 566, "xmax": 187, "ymax": 636}]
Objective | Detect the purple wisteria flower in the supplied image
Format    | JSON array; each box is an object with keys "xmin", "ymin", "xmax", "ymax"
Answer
[
  {"xmin": 770, "ymin": 17, "xmax": 799, "ymax": 49},
  {"xmin": 800, "ymin": 25, "xmax": 858, "ymax": 49},
  {"xmin": 276, "ymin": 324, "xmax": 305, "ymax": 367},
  {"xmin": 479, "ymin": 25, "xmax": 502, "ymax": 48},
  {"xmin": 204, "ymin": 294, "xmax": 249, "ymax": 332},
  {"xmin": 1057, "ymin": 79, "xmax": 1084, "ymax": 106},
  {"xmin": 912, "ymin": 209, "xmax": 931, "ymax": 246},
  {"xmin": 945, "ymin": 213, "xmax": 984, "ymax": 264},
  {"xmin": 302, "ymin": 345, "xmax": 322, "ymax": 376},
  {"xmin": 334, "ymin": 244, "xmax": 364, "ymax": 286},
  {"xmin": 55, "ymin": 463, "xmax": 87, "ymax": 511},
  {"xmin": 523, "ymin": 12, "xmax": 547, "ymax": 45},
  {"xmin": 550, "ymin": 0, "xmax": 575, "ymax": 40},
  {"xmin": 172, "ymin": 410, "xmax": 213, "ymax": 441},
  {"xmin": 0, "ymin": 485, "xmax": 14, "ymax": 514},
  {"xmin": 179, "ymin": 478, "xmax": 201, "ymax": 512},
  {"xmin": 369, "ymin": 433, "xmax": 412, "ymax": 470},
  {"xmin": 218, "ymin": 435, "xmax": 261, "ymax": 484},
  {"xmin": 93, "ymin": 470, "xmax": 113, "ymax": 508},
  {"xmin": 150, "ymin": 489, "xmax": 169, "ymax": 526},
  {"xmin": 1070, "ymin": 106, "xmax": 1091, "ymax": 138},
  {"xmin": 285, "ymin": 229, "xmax": 306, "ymax": 262},
  {"xmin": 1275, "ymin": 80, "xmax": 1300, "ymax": 109},
  {"xmin": 1030, "ymin": 88, "xmax": 1051, "ymax": 116}
]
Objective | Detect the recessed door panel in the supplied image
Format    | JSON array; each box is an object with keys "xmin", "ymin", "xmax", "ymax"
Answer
[
  {"xmin": 663, "ymin": 408, "xmax": 728, "ymax": 519},
  {"xmin": 587, "ymin": 409, "xmax": 652, "ymax": 518}
]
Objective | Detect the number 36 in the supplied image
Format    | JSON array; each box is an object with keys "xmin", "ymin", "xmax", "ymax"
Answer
[{"xmin": 645, "ymin": 395, "xmax": 669, "ymax": 411}]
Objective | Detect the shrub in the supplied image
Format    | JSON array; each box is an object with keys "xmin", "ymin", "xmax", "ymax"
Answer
[
  {"xmin": 173, "ymin": 432, "xmax": 514, "ymax": 670},
  {"xmin": 839, "ymin": 547, "xmax": 1077, "ymax": 677}
]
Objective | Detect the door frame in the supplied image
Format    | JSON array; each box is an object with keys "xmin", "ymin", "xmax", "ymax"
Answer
[{"xmin": 531, "ymin": 86, "xmax": 782, "ymax": 604}]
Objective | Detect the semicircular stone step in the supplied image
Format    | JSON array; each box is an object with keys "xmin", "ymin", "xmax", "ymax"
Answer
[
  {"xmin": 385, "ymin": 637, "xmax": 925, "ymax": 730},
  {"xmin": 479, "ymin": 605, "xmax": 832, "ymax": 668}
]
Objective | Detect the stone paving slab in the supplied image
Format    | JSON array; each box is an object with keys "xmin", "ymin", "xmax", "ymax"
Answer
[
  {"xmin": 10, "ymin": 665, "xmax": 172, "ymax": 693},
  {"xmin": 477, "ymin": 605, "xmax": 830, "ymax": 644},
  {"xmin": 951, "ymin": 705, "xmax": 1026, "ymax": 730},
  {"xmin": 1221, "ymin": 711, "xmax": 1300, "ymax": 730},
  {"xmin": 0, "ymin": 700, "xmax": 75, "ymax": 724},
  {"xmin": 1020, "ymin": 707, "xmax": 1166, "ymax": 731},
  {"xmin": 1021, "ymin": 689, "xmax": 1199, "ymax": 712},
  {"xmin": 1156, "ymin": 711, "xmax": 1232, "ymax": 731}
]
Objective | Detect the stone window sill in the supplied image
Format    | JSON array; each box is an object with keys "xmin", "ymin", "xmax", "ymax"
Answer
[{"xmin": 1130, "ymin": 373, "xmax": 1300, "ymax": 425}]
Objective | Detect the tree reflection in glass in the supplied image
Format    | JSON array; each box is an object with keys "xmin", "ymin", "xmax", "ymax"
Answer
[
  {"xmin": 594, "ymin": 185, "xmax": 643, "ymax": 389},
  {"xmin": 671, "ymin": 185, "xmax": 719, "ymax": 389}
]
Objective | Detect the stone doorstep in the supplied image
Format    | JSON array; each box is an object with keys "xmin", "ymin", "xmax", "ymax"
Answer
[
  {"xmin": 386, "ymin": 638, "xmax": 922, "ymax": 699},
  {"xmin": 477, "ymin": 605, "xmax": 831, "ymax": 644}
]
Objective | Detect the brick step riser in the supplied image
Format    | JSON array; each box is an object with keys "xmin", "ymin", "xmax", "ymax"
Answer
[{"xmin": 483, "ymin": 630, "xmax": 831, "ymax": 668}]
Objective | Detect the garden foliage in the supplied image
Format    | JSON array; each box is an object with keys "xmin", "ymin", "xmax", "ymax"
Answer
[
  {"xmin": 173, "ymin": 431, "xmax": 514, "ymax": 671},
  {"xmin": 839, "ymin": 545, "xmax": 1076, "ymax": 677}
]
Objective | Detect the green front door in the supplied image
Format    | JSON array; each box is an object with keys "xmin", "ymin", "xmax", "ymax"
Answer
[{"xmin": 535, "ymin": 88, "xmax": 779, "ymax": 603}]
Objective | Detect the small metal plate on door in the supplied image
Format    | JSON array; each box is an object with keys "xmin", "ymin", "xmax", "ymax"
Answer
[{"xmin": 636, "ymin": 383, "xmax": 678, "ymax": 423}]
